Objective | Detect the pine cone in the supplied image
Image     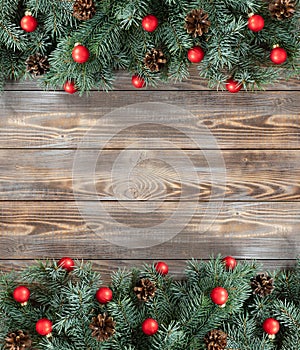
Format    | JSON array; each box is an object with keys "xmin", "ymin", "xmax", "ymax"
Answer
[
  {"xmin": 73, "ymin": 0, "xmax": 96, "ymax": 20},
  {"xmin": 89, "ymin": 313, "xmax": 116, "ymax": 342},
  {"xmin": 269, "ymin": 0, "xmax": 296, "ymax": 20},
  {"xmin": 185, "ymin": 9, "xmax": 211, "ymax": 37},
  {"xmin": 144, "ymin": 48, "xmax": 167, "ymax": 72},
  {"xmin": 250, "ymin": 273, "xmax": 274, "ymax": 296},
  {"xmin": 134, "ymin": 278, "xmax": 156, "ymax": 302},
  {"xmin": 204, "ymin": 329, "xmax": 227, "ymax": 350},
  {"xmin": 5, "ymin": 330, "xmax": 32, "ymax": 350},
  {"xmin": 26, "ymin": 53, "xmax": 49, "ymax": 76}
]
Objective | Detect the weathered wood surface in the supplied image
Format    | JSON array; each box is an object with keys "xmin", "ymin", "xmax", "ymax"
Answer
[
  {"xmin": 0, "ymin": 201, "xmax": 299, "ymax": 259},
  {"xmin": 0, "ymin": 149, "xmax": 300, "ymax": 201},
  {"xmin": 0, "ymin": 69, "xmax": 299, "ymax": 276}
]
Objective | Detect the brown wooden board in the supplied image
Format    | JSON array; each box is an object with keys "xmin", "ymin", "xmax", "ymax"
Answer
[
  {"xmin": 0, "ymin": 91, "xmax": 299, "ymax": 150},
  {"xmin": 0, "ymin": 79, "xmax": 299, "ymax": 272},
  {"xmin": 0, "ymin": 149, "xmax": 300, "ymax": 201}
]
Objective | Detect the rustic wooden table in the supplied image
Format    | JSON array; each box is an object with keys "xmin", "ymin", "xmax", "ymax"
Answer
[{"xmin": 0, "ymin": 70, "xmax": 299, "ymax": 281}]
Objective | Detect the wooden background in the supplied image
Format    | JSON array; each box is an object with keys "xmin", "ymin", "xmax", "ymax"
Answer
[{"xmin": 0, "ymin": 69, "xmax": 299, "ymax": 281}]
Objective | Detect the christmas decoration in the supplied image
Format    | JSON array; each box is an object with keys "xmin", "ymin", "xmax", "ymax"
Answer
[
  {"xmin": 184, "ymin": 9, "xmax": 211, "ymax": 37},
  {"xmin": 26, "ymin": 54, "xmax": 49, "ymax": 76},
  {"xmin": 210, "ymin": 287, "xmax": 228, "ymax": 307},
  {"xmin": 262, "ymin": 318, "xmax": 280, "ymax": 338},
  {"xmin": 35, "ymin": 318, "xmax": 52, "ymax": 337},
  {"xmin": 225, "ymin": 78, "xmax": 242, "ymax": 93},
  {"xmin": 204, "ymin": 329, "xmax": 227, "ymax": 350},
  {"xmin": 12, "ymin": 286, "xmax": 30, "ymax": 306},
  {"xmin": 5, "ymin": 330, "xmax": 32, "ymax": 350},
  {"xmin": 250, "ymin": 272, "xmax": 274, "ymax": 296},
  {"xmin": 134, "ymin": 278, "xmax": 156, "ymax": 301},
  {"xmin": 0, "ymin": 0, "xmax": 298, "ymax": 93},
  {"xmin": 222, "ymin": 256, "xmax": 237, "ymax": 270},
  {"xmin": 144, "ymin": 48, "xmax": 167, "ymax": 72},
  {"xmin": 73, "ymin": 0, "xmax": 96, "ymax": 21},
  {"xmin": 63, "ymin": 81, "xmax": 78, "ymax": 94},
  {"xmin": 248, "ymin": 14, "xmax": 265, "ymax": 32},
  {"xmin": 154, "ymin": 261, "xmax": 169, "ymax": 275},
  {"xmin": 269, "ymin": 0, "xmax": 296, "ymax": 20},
  {"xmin": 96, "ymin": 287, "xmax": 113, "ymax": 304},
  {"xmin": 187, "ymin": 46, "xmax": 205, "ymax": 63},
  {"xmin": 270, "ymin": 46, "xmax": 288, "ymax": 64},
  {"xmin": 142, "ymin": 318, "xmax": 159, "ymax": 336},
  {"xmin": 20, "ymin": 13, "xmax": 38, "ymax": 32},
  {"xmin": 141, "ymin": 14, "xmax": 158, "ymax": 32},
  {"xmin": 57, "ymin": 256, "xmax": 75, "ymax": 272},
  {"xmin": 0, "ymin": 257, "xmax": 300, "ymax": 349},
  {"xmin": 131, "ymin": 75, "xmax": 146, "ymax": 89},
  {"xmin": 72, "ymin": 44, "xmax": 90, "ymax": 63},
  {"xmin": 89, "ymin": 313, "xmax": 116, "ymax": 342}
]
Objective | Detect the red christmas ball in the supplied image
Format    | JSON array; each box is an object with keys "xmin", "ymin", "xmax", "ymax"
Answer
[
  {"xmin": 225, "ymin": 78, "xmax": 242, "ymax": 93},
  {"xmin": 58, "ymin": 257, "xmax": 75, "ymax": 272},
  {"xmin": 142, "ymin": 15, "xmax": 159, "ymax": 32},
  {"xmin": 155, "ymin": 261, "xmax": 169, "ymax": 275},
  {"xmin": 36, "ymin": 318, "xmax": 53, "ymax": 336},
  {"xmin": 72, "ymin": 44, "xmax": 90, "ymax": 63},
  {"xmin": 20, "ymin": 15, "xmax": 38, "ymax": 32},
  {"xmin": 270, "ymin": 46, "xmax": 287, "ymax": 65},
  {"xmin": 187, "ymin": 46, "xmax": 205, "ymax": 63},
  {"xmin": 131, "ymin": 75, "xmax": 146, "ymax": 89},
  {"xmin": 142, "ymin": 318, "xmax": 159, "ymax": 336},
  {"xmin": 248, "ymin": 14, "xmax": 264, "ymax": 32},
  {"xmin": 96, "ymin": 287, "xmax": 113, "ymax": 304},
  {"xmin": 63, "ymin": 81, "xmax": 78, "ymax": 94},
  {"xmin": 13, "ymin": 286, "xmax": 30, "ymax": 305},
  {"xmin": 263, "ymin": 318, "xmax": 280, "ymax": 337},
  {"xmin": 222, "ymin": 256, "xmax": 237, "ymax": 270},
  {"xmin": 210, "ymin": 287, "xmax": 228, "ymax": 306}
]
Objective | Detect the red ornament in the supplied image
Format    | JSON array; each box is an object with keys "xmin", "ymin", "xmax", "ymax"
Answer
[
  {"xmin": 72, "ymin": 44, "xmax": 90, "ymax": 63},
  {"xmin": 248, "ymin": 14, "xmax": 264, "ymax": 32},
  {"xmin": 210, "ymin": 287, "xmax": 228, "ymax": 307},
  {"xmin": 263, "ymin": 318, "xmax": 280, "ymax": 338},
  {"xmin": 270, "ymin": 46, "xmax": 287, "ymax": 65},
  {"xmin": 222, "ymin": 256, "xmax": 237, "ymax": 270},
  {"xmin": 142, "ymin": 15, "xmax": 159, "ymax": 32},
  {"xmin": 142, "ymin": 318, "xmax": 159, "ymax": 336},
  {"xmin": 63, "ymin": 81, "xmax": 78, "ymax": 94},
  {"xmin": 58, "ymin": 257, "xmax": 75, "ymax": 272},
  {"xmin": 13, "ymin": 286, "xmax": 30, "ymax": 305},
  {"xmin": 96, "ymin": 287, "xmax": 113, "ymax": 304},
  {"xmin": 187, "ymin": 46, "xmax": 205, "ymax": 63},
  {"xmin": 20, "ymin": 14, "xmax": 38, "ymax": 32},
  {"xmin": 36, "ymin": 318, "xmax": 53, "ymax": 336},
  {"xmin": 155, "ymin": 261, "xmax": 169, "ymax": 275},
  {"xmin": 225, "ymin": 78, "xmax": 242, "ymax": 93},
  {"xmin": 131, "ymin": 75, "xmax": 146, "ymax": 89}
]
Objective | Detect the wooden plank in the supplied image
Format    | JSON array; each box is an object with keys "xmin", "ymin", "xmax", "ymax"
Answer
[
  {"xmin": 4, "ymin": 68, "xmax": 300, "ymax": 91},
  {"xmin": 0, "ymin": 259, "xmax": 297, "ymax": 283},
  {"xmin": 0, "ymin": 149, "xmax": 300, "ymax": 201},
  {"xmin": 0, "ymin": 201, "xmax": 299, "ymax": 260},
  {"xmin": 0, "ymin": 91, "xmax": 299, "ymax": 150}
]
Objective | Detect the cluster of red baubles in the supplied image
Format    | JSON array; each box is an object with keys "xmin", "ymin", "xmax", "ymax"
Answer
[
  {"xmin": 11, "ymin": 256, "xmax": 281, "ymax": 338},
  {"xmin": 11, "ymin": 258, "xmax": 169, "ymax": 337},
  {"xmin": 19, "ymin": 12, "xmax": 288, "ymax": 94}
]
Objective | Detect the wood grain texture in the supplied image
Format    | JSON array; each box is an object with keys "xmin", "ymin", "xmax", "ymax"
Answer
[
  {"xmin": 0, "ymin": 91, "xmax": 299, "ymax": 150},
  {"xmin": 0, "ymin": 201, "xmax": 299, "ymax": 260},
  {"xmin": 0, "ymin": 149, "xmax": 300, "ymax": 201}
]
